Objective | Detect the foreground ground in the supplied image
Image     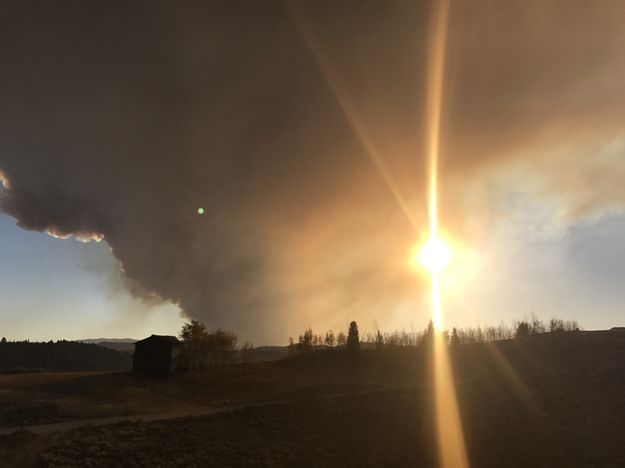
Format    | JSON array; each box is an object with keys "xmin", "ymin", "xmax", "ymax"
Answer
[{"xmin": 1, "ymin": 330, "xmax": 625, "ymax": 467}]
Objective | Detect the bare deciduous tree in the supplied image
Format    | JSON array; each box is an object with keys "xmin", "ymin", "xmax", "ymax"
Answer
[
  {"xmin": 337, "ymin": 331, "xmax": 347, "ymax": 347},
  {"xmin": 324, "ymin": 330, "xmax": 335, "ymax": 348},
  {"xmin": 180, "ymin": 321, "xmax": 237, "ymax": 377}
]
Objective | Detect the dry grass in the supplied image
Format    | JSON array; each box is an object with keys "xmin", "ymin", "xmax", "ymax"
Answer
[
  {"xmin": 36, "ymin": 371, "xmax": 625, "ymax": 468},
  {"xmin": 2, "ymin": 331, "xmax": 625, "ymax": 467},
  {"xmin": 0, "ymin": 362, "xmax": 385, "ymax": 429},
  {"xmin": 39, "ymin": 389, "xmax": 436, "ymax": 468}
]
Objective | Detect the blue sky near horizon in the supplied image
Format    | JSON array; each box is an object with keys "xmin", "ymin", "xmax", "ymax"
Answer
[
  {"xmin": 0, "ymin": 213, "xmax": 184, "ymax": 341},
  {"xmin": 445, "ymin": 213, "xmax": 625, "ymax": 332}
]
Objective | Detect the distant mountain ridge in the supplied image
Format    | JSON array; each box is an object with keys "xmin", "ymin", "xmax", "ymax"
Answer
[
  {"xmin": 79, "ymin": 339, "xmax": 288, "ymax": 360},
  {"xmin": 77, "ymin": 339, "xmax": 137, "ymax": 354},
  {"xmin": 78, "ymin": 338, "xmax": 137, "ymax": 344}
]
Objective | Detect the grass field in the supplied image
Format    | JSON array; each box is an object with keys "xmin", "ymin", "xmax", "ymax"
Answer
[{"xmin": 1, "ymin": 330, "xmax": 625, "ymax": 467}]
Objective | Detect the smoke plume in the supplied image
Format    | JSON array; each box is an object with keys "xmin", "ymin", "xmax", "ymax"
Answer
[{"xmin": 1, "ymin": 1, "xmax": 624, "ymax": 341}]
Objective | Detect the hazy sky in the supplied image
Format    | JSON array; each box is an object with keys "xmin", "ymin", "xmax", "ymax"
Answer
[
  {"xmin": 0, "ymin": 202, "xmax": 184, "ymax": 341},
  {"xmin": 1, "ymin": 1, "xmax": 624, "ymax": 343}
]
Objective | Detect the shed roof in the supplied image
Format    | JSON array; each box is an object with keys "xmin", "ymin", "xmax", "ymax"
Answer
[{"xmin": 135, "ymin": 334, "xmax": 181, "ymax": 345}]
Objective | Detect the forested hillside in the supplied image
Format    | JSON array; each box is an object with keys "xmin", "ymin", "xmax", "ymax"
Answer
[{"xmin": 0, "ymin": 340, "xmax": 131, "ymax": 372}]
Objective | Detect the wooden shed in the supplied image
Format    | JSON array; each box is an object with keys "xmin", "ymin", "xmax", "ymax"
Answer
[{"xmin": 132, "ymin": 335, "xmax": 184, "ymax": 377}]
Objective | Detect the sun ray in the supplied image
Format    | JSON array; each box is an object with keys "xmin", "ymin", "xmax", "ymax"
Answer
[
  {"xmin": 286, "ymin": 3, "xmax": 423, "ymax": 232},
  {"xmin": 289, "ymin": 2, "xmax": 469, "ymax": 465},
  {"xmin": 424, "ymin": 1, "xmax": 470, "ymax": 467},
  {"xmin": 434, "ymin": 332, "xmax": 469, "ymax": 468},
  {"xmin": 484, "ymin": 342, "xmax": 537, "ymax": 411}
]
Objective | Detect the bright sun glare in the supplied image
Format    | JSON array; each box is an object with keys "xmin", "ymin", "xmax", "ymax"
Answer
[{"xmin": 417, "ymin": 237, "xmax": 452, "ymax": 274}]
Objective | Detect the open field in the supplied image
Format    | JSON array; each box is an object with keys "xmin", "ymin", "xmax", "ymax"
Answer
[
  {"xmin": 1, "ymin": 330, "xmax": 625, "ymax": 467},
  {"xmin": 0, "ymin": 360, "xmax": 391, "ymax": 428}
]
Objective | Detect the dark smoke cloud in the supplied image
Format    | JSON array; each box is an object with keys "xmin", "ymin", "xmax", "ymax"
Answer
[{"xmin": 1, "ymin": 1, "xmax": 624, "ymax": 341}]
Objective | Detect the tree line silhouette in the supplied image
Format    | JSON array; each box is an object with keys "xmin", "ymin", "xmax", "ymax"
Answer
[
  {"xmin": 0, "ymin": 314, "xmax": 582, "ymax": 372},
  {"xmin": 287, "ymin": 314, "xmax": 581, "ymax": 353},
  {"xmin": 0, "ymin": 339, "xmax": 131, "ymax": 372}
]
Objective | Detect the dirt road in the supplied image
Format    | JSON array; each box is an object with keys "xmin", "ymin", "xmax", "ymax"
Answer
[
  {"xmin": 0, "ymin": 401, "xmax": 275, "ymax": 436},
  {"xmin": 0, "ymin": 385, "xmax": 411, "ymax": 436}
]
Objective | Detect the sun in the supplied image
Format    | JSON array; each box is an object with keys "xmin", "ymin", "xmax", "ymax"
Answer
[{"xmin": 417, "ymin": 237, "xmax": 452, "ymax": 274}]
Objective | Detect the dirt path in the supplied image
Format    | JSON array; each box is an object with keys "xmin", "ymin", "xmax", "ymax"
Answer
[
  {"xmin": 0, "ymin": 384, "xmax": 420, "ymax": 436},
  {"xmin": 0, "ymin": 401, "xmax": 277, "ymax": 436}
]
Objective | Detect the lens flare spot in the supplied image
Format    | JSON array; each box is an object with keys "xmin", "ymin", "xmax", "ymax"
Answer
[{"xmin": 197, "ymin": 207, "xmax": 205, "ymax": 215}]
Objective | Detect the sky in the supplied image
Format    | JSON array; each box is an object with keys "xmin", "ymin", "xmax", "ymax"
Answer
[
  {"xmin": 1, "ymin": 1, "xmax": 624, "ymax": 344},
  {"xmin": 0, "ymin": 201, "xmax": 184, "ymax": 341}
]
